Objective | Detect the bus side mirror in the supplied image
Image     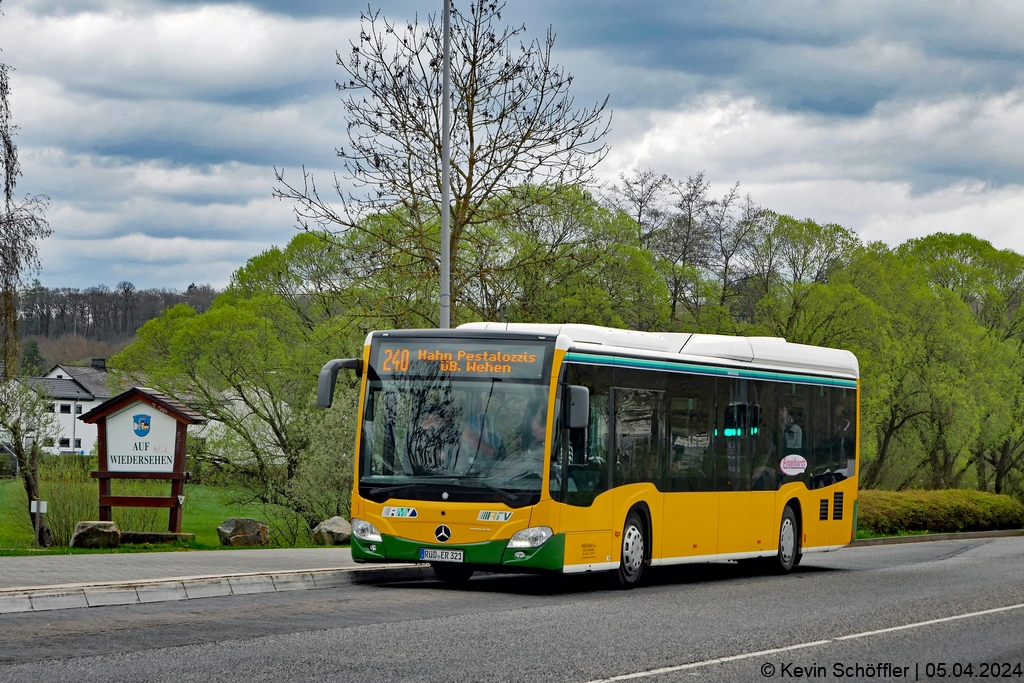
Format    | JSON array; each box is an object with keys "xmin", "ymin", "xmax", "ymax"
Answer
[
  {"xmin": 567, "ymin": 385, "xmax": 590, "ymax": 429},
  {"xmin": 317, "ymin": 358, "xmax": 362, "ymax": 409}
]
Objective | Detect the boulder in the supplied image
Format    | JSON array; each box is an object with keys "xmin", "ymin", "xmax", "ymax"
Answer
[
  {"xmin": 217, "ymin": 517, "xmax": 268, "ymax": 546},
  {"xmin": 70, "ymin": 521, "xmax": 121, "ymax": 549},
  {"xmin": 312, "ymin": 516, "xmax": 351, "ymax": 545}
]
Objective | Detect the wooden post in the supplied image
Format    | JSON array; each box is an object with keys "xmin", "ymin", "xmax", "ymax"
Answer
[
  {"xmin": 168, "ymin": 422, "xmax": 187, "ymax": 533},
  {"xmin": 97, "ymin": 420, "xmax": 112, "ymax": 522}
]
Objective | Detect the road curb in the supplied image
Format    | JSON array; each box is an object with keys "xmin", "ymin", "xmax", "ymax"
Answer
[
  {"xmin": 849, "ymin": 528, "xmax": 1024, "ymax": 547},
  {"xmin": 0, "ymin": 564, "xmax": 431, "ymax": 615},
  {"xmin": 5, "ymin": 530, "xmax": 1017, "ymax": 615}
]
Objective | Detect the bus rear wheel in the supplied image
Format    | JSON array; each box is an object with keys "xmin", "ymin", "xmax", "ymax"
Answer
[
  {"xmin": 771, "ymin": 506, "xmax": 800, "ymax": 573},
  {"xmin": 616, "ymin": 511, "xmax": 646, "ymax": 588},
  {"xmin": 431, "ymin": 563, "xmax": 474, "ymax": 583}
]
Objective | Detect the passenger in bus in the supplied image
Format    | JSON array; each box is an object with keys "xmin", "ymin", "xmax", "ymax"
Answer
[
  {"xmin": 832, "ymin": 401, "xmax": 854, "ymax": 481},
  {"xmin": 779, "ymin": 405, "xmax": 803, "ymax": 453},
  {"xmin": 505, "ymin": 400, "xmax": 547, "ymax": 463},
  {"xmin": 474, "ymin": 401, "xmax": 548, "ymax": 484}
]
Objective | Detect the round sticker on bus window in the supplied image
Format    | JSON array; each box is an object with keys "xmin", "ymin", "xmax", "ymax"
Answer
[{"xmin": 780, "ymin": 455, "xmax": 808, "ymax": 476}]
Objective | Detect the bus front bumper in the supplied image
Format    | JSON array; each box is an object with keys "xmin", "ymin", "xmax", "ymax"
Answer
[{"xmin": 351, "ymin": 533, "xmax": 565, "ymax": 572}]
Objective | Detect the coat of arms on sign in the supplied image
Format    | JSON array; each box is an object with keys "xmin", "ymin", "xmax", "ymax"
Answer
[{"xmin": 133, "ymin": 414, "xmax": 151, "ymax": 437}]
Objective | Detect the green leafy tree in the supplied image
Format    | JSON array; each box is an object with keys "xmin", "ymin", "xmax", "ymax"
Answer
[
  {"xmin": 113, "ymin": 294, "xmax": 359, "ymax": 532},
  {"xmin": 18, "ymin": 339, "xmax": 44, "ymax": 376},
  {"xmin": 898, "ymin": 233, "xmax": 1024, "ymax": 493}
]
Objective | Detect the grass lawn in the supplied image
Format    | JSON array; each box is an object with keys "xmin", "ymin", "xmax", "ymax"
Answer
[
  {"xmin": 0, "ymin": 477, "xmax": 272, "ymax": 554},
  {"xmin": 854, "ymin": 527, "xmax": 931, "ymax": 540}
]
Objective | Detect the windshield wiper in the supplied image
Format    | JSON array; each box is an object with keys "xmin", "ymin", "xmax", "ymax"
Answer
[
  {"xmin": 367, "ymin": 483, "xmax": 421, "ymax": 496},
  {"xmin": 470, "ymin": 481, "xmax": 519, "ymax": 504},
  {"xmin": 367, "ymin": 480, "xmax": 519, "ymax": 504}
]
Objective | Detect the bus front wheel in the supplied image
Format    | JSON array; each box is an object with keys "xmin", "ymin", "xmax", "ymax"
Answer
[
  {"xmin": 773, "ymin": 506, "xmax": 800, "ymax": 573},
  {"xmin": 617, "ymin": 511, "xmax": 646, "ymax": 588}
]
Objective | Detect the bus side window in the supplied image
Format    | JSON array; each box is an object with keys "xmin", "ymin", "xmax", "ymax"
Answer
[
  {"xmin": 667, "ymin": 373, "xmax": 715, "ymax": 492},
  {"xmin": 778, "ymin": 383, "xmax": 808, "ymax": 483},
  {"xmin": 831, "ymin": 387, "xmax": 856, "ymax": 482},
  {"xmin": 750, "ymin": 380, "xmax": 777, "ymax": 491},
  {"xmin": 613, "ymin": 387, "xmax": 665, "ymax": 486},
  {"xmin": 809, "ymin": 384, "xmax": 832, "ymax": 489},
  {"xmin": 716, "ymin": 379, "xmax": 752, "ymax": 491},
  {"xmin": 561, "ymin": 364, "xmax": 612, "ymax": 506}
]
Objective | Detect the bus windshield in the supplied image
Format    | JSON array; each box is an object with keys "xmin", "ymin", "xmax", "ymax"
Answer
[{"xmin": 359, "ymin": 338, "xmax": 553, "ymax": 507}]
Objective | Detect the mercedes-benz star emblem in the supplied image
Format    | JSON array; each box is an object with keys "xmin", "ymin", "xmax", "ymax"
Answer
[{"xmin": 434, "ymin": 525, "xmax": 452, "ymax": 543}]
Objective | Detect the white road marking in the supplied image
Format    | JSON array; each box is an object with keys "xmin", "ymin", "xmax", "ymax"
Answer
[{"xmin": 582, "ymin": 601, "xmax": 1024, "ymax": 682}]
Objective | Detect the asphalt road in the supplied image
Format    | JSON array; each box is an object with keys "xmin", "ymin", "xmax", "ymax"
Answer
[{"xmin": 2, "ymin": 538, "xmax": 1023, "ymax": 682}]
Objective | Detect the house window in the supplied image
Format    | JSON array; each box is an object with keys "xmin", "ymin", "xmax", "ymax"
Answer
[
  {"xmin": 75, "ymin": 404, "xmax": 82, "ymax": 414},
  {"xmin": 60, "ymin": 404, "xmax": 71, "ymax": 414},
  {"xmin": 46, "ymin": 403, "xmax": 55, "ymax": 413},
  {"xmin": 74, "ymin": 438, "xmax": 82, "ymax": 449},
  {"xmin": 43, "ymin": 438, "xmax": 55, "ymax": 447},
  {"xmin": 59, "ymin": 438, "xmax": 70, "ymax": 448}
]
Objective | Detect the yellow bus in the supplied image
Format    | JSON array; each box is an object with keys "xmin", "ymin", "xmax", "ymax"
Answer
[{"xmin": 318, "ymin": 323, "xmax": 859, "ymax": 586}]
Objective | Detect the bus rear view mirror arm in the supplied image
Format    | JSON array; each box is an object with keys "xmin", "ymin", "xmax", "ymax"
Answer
[
  {"xmin": 568, "ymin": 385, "xmax": 589, "ymax": 429},
  {"xmin": 317, "ymin": 358, "xmax": 362, "ymax": 409}
]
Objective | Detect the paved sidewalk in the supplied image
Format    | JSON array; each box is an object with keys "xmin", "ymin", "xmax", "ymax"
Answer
[
  {"xmin": 2, "ymin": 530, "xmax": 1020, "ymax": 616},
  {"xmin": 0, "ymin": 547, "xmax": 357, "ymax": 591}
]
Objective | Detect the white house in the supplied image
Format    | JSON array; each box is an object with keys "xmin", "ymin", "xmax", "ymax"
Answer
[{"xmin": 24, "ymin": 359, "xmax": 113, "ymax": 455}]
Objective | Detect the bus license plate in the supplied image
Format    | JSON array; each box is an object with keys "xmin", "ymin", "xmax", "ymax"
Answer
[{"xmin": 419, "ymin": 548, "xmax": 464, "ymax": 563}]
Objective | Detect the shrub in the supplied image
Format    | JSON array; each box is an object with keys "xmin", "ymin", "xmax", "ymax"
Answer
[
  {"xmin": 39, "ymin": 455, "xmax": 167, "ymax": 544},
  {"xmin": 858, "ymin": 489, "xmax": 1024, "ymax": 536},
  {"xmin": 39, "ymin": 455, "xmax": 97, "ymax": 546}
]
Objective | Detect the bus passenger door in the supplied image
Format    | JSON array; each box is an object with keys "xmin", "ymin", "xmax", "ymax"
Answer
[
  {"xmin": 662, "ymin": 377, "xmax": 719, "ymax": 562},
  {"xmin": 749, "ymin": 380, "xmax": 780, "ymax": 556},
  {"xmin": 716, "ymin": 381, "xmax": 756, "ymax": 558},
  {"xmin": 611, "ymin": 383, "xmax": 666, "ymax": 562},
  {"xmin": 559, "ymin": 365, "xmax": 615, "ymax": 572}
]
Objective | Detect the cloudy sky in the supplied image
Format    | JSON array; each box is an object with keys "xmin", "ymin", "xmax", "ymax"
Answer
[{"xmin": 2, "ymin": 0, "xmax": 1023, "ymax": 290}]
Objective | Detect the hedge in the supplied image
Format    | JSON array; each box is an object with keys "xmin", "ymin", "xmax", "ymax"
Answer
[{"xmin": 857, "ymin": 489, "xmax": 1024, "ymax": 536}]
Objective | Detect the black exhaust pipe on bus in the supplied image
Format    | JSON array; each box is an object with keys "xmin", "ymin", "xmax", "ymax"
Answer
[{"xmin": 317, "ymin": 358, "xmax": 362, "ymax": 409}]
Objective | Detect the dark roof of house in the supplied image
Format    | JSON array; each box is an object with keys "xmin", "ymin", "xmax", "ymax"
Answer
[
  {"xmin": 81, "ymin": 386, "xmax": 207, "ymax": 424},
  {"xmin": 52, "ymin": 364, "xmax": 113, "ymax": 399},
  {"xmin": 23, "ymin": 377, "xmax": 95, "ymax": 401}
]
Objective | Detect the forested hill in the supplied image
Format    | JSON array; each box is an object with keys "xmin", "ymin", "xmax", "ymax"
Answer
[{"xmin": 18, "ymin": 281, "xmax": 218, "ymax": 342}]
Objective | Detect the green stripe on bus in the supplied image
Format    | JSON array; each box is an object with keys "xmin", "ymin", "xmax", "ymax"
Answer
[{"xmin": 563, "ymin": 351, "xmax": 858, "ymax": 388}]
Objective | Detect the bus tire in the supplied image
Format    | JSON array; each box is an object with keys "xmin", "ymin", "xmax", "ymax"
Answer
[
  {"xmin": 773, "ymin": 506, "xmax": 800, "ymax": 573},
  {"xmin": 431, "ymin": 563, "xmax": 474, "ymax": 583},
  {"xmin": 616, "ymin": 511, "xmax": 646, "ymax": 588}
]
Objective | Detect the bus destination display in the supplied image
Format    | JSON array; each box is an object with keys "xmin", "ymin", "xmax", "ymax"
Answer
[{"xmin": 375, "ymin": 341, "xmax": 548, "ymax": 379}]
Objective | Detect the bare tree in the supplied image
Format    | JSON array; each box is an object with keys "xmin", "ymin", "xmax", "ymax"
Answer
[
  {"xmin": 607, "ymin": 168, "xmax": 670, "ymax": 246},
  {"xmin": 651, "ymin": 172, "xmax": 714, "ymax": 321},
  {"xmin": 274, "ymin": 1, "xmax": 610, "ymax": 323},
  {"xmin": 0, "ymin": 2, "xmax": 51, "ymax": 379},
  {"xmin": 706, "ymin": 186, "xmax": 762, "ymax": 308}
]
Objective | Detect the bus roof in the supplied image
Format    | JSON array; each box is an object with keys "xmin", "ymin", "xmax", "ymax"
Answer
[{"xmin": 457, "ymin": 322, "xmax": 859, "ymax": 380}]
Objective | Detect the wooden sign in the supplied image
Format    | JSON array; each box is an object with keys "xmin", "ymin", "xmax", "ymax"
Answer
[
  {"xmin": 105, "ymin": 404, "xmax": 178, "ymax": 472},
  {"xmin": 80, "ymin": 387, "xmax": 207, "ymax": 534}
]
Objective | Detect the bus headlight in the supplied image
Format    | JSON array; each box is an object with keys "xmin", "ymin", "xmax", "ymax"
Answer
[
  {"xmin": 352, "ymin": 518, "xmax": 383, "ymax": 543},
  {"xmin": 507, "ymin": 526, "xmax": 553, "ymax": 548}
]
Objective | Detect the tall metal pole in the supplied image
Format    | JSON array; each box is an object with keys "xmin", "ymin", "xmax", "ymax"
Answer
[{"xmin": 439, "ymin": 0, "xmax": 451, "ymax": 329}]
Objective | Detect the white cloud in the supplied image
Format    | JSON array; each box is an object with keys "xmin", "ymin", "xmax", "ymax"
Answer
[
  {"xmin": 20, "ymin": 148, "xmax": 327, "ymax": 288},
  {"xmin": 0, "ymin": 2, "xmax": 356, "ymax": 100},
  {"xmin": 5, "ymin": 0, "xmax": 1024, "ymax": 291},
  {"xmin": 602, "ymin": 92, "xmax": 1024, "ymax": 251}
]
